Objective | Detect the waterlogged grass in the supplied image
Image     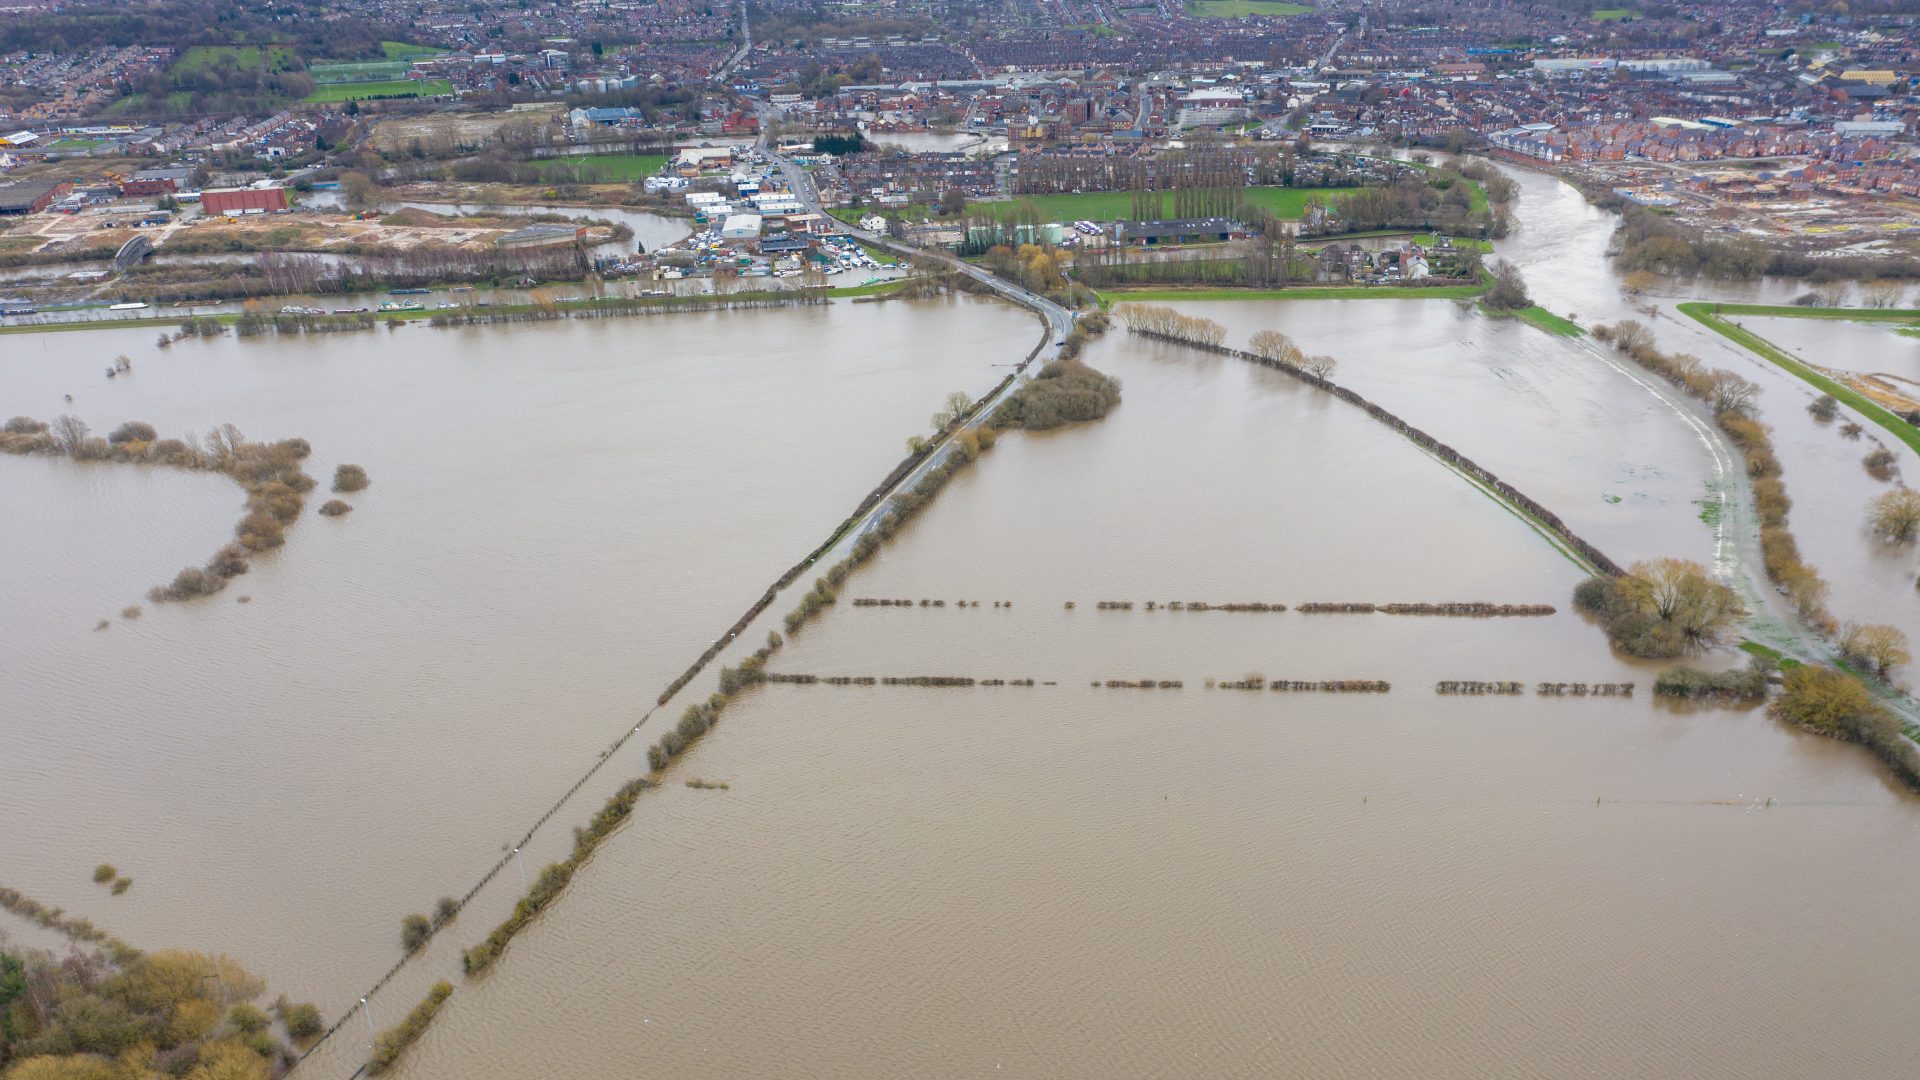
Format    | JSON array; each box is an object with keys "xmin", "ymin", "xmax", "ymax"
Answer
[
  {"xmin": 1680, "ymin": 302, "xmax": 1920, "ymax": 458},
  {"xmin": 1482, "ymin": 303, "xmax": 1582, "ymax": 336},
  {"xmin": 1739, "ymin": 640, "xmax": 1803, "ymax": 670}
]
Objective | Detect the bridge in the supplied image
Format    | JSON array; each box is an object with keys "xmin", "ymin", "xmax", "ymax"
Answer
[{"xmin": 113, "ymin": 233, "xmax": 152, "ymax": 272}]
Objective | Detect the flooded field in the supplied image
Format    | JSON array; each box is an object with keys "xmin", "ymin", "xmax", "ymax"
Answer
[
  {"xmin": 6, "ymin": 158, "xmax": 1920, "ymax": 1080},
  {"xmin": 0, "ymin": 295, "xmax": 1040, "ymax": 1013},
  {"xmin": 1739, "ymin": 315, "xmax": 1919, "ymax": 379},
  {"xmin": 375, "ymin": 326, "xmax": 1920, "ymax": 1080}
]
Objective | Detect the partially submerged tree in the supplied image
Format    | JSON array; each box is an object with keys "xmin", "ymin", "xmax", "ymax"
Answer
[
  {"xmin": 1868, "ymin": 488, "xmax": 1920, "ymax": 543},
  {"xmin": 1575, "ymin": 558, "xmax": 1747, "ymax": 658}
]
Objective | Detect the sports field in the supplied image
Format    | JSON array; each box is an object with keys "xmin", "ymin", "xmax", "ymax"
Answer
[
  {"xmin": 991, "ymin": 186, "xmax": 1359, "ymax": 222},
  {"xmin": 1186, "ymin": 0, "xmax": 1311, "ymax": 16},
  {"xmin": 529, "ymin": 154, "xmax": 669, "ymax": 182},
  {"xmin": 304, "ymin": 79, "xmax": 452, "ymax": 102}
]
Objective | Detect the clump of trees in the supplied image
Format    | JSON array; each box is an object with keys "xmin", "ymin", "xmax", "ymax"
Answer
[
  {"xmin": 333, "ymin": 464, "xmax": 370, "ymax": 493},
  {"xmin": 0, "ymin": 943, "xmax": 295, "ymax": 1079},
  {"xmin": 2, "ymin": 414, "xmax": 318, "ymax": 606},
  {"xmin": 1113, "ymin": 303, "xmax": 1227, "ymax": 347},
  {"xmin": 1248, "ymin": 329, "xmax": 1337, "ymax": 378},
  {"xmin": 990, "ymin": 359, "xmax": 1123, "ymax": 430},
  {"xmin": 1481, "ymin": 260, "xmax": 1531, "ymax": 311},
  {"xmin": 1772, "ymin": 665, "xmax": 1920, "ymax": 790},
  {"xmin": 1868, "ymin": 488, "xmax": 1920, "ymax": 542},
  {"xmin": 1838, "ymin": 622, "xmax": 1911, "ymax": 679},
  {"xmin": 1573, "ymin": 558, "xmax": 1747, "ymax": 658}
]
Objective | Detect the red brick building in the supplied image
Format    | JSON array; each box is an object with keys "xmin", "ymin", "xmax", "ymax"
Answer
[{"xmin": 200, "ymin": 186, "xmax": 289, "ymax": 215}]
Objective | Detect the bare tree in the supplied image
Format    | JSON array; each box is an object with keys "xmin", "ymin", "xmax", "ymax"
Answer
[
  {"xmin": 1301, "ymin": 354, "xmax": 1338, "ymax": 379},
  {"xmin": 1703, "ymin": 370, "xmax": 1760, "ymax": 416},
  {"xmin": 1611, "ymin": 319, "xmax": 1653, "ymax": 353},
  {"xmin": 1840, "ymin": 622, "xmax": 1911, "ymax": 678},
  {"xmin": 1247, "ymin": 329, "xmax": 1301, "ymax": 365},
  {"xmin": 1868, "ymin": 487, "xmax": 1920, "ymax": 543},
  {"xmin": 49, "ymin": 415, "xmax": 89, "ymax": 455}
]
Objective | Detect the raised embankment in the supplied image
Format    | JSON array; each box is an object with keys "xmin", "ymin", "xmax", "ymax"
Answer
[{"xmin": 1129, "ymin": 328, "xmax": 1625, "ymax": 577}]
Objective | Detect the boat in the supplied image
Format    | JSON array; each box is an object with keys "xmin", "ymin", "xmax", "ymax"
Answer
[
  {"xmin": 389, "ymin": 287, "xmax": 430, "ymax": 295},
  {"xmin": 109, "ymin": 302, "xmax": 149, "ymax": 311},
  {"xmin": 377, "ymin": 300, "xmax": 425, "ymax": 312}
]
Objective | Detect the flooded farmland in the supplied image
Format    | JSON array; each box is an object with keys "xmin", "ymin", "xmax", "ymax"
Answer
[
  {"xmin": 5, "ymin": 160, "xmax": 1920, "ymax": 1080},
  {"xmin": 0, "ymin": 295, "xmax": 1040, "ymax": 1011}
]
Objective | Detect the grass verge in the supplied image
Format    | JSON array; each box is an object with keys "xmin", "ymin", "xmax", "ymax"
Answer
[{"xmin": 1481, "ymin": 303, "xmax": 1582, "ymax": 336}]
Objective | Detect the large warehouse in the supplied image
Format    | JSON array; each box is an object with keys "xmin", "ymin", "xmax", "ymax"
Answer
[{"xmin": 200, "ymin": 185, "xmax": 289, "ymax": 215}]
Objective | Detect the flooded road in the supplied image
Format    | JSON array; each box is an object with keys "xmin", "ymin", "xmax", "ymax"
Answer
[{"xmin": 5, "ymin": 157, "xmax": 1920, "ymax": 1079}]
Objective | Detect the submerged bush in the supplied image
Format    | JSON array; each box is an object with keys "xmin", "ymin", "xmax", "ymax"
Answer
[
  {"xmin": 318, "ymin": 499, "xmax": 353, "ymax": 517},
  {"xmin": 369, "ymin": 981, "xmax": 453, "ymax": 1073},
  {"xmin": 333, "ymin": 464, "xmax": 370, "ymax": 492},
  {"xmin": 1772, "ymin": 665, "xmax": 1920, "ymax": 789},
  {"xmin": 401, "ymin": 912, "xmax": 432, "ymax": 952},
  {"xmin": 1653, "ymin": 665, "xmax": 1769, "ymax": 700}
]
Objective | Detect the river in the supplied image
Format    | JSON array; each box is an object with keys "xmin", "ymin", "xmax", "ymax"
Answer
[{"xmin": 4, "ymin": 159, "xmax": 1919, "ymax": 1079}]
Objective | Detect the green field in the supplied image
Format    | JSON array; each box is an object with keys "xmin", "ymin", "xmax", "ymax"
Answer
[
  {"xmin": 991, "ymin": 186, "xmax": 1359, "ymax": 223},
  {"xmin": 106, "ymin": 90, "xmax": 195, "ymax": 114},
  {"xmin": 174, "ymin": 44, "xmax": 298, "ymax": 75},
  {"xmin": 44, "ymin": 138, "xmax": 104, "ymax": 151},
  {"xmin": 304, "ymin": 78, "xmax": 452, "ymax": 102},
  {"xmin": 1679, "ymin": 302, "xmax": 1920, "ymax": 457},
  {"xmin": 1590, "ymin": 8, "xmax": 1639, "ymax": 21},
  {"xmin": 382, "ymin": 41, "xmax": 446, "ymax": 59},
  {"xmin": 1186, "ymin": 0, "xmax": 1312, "ymax": 16},
  {"xmin": 529, "ymin": 153, "xmax": 669, "ymax": 182}
]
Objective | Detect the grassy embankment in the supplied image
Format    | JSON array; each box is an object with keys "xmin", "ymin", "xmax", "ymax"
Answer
[
  {"xmin": 0, "ymin": 283, "xmax": 912, "ymax": 336},
  {"xmin": 1481, "ymin": 304, "xmax": 1583, "ymax": 336},
  {"xmin": 1679, "ymin": 302, "xmax": 1920, "ymax": 457}
]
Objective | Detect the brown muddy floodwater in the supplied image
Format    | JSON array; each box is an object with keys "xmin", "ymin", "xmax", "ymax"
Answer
[
  {"xmin": 7, "ymin": 163, "xmax": 1920, "ymax": 1080},
  {"xmin": 0, "ymin": 295, "xmax": 1040, "ymax": 1012},
  {"xmin": 378, "ymin": 327, "xmax": 1920, "ymax": 1080}
]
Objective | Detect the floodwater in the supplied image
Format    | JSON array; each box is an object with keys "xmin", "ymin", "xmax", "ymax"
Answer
[
  {"xmin": 377, "ymin": 323, "xmax": 1920, "ymax": 1080},
  {"xmin": 7, "ymin": 157, "xmax": 1920, "ymax": 1080},
  {"xmin": 1741, "ymin": 315, "xmax": 1919, "ymax": 380},
  {"xmin": 0, "ymin": 295, "xmax": 1041, "ymax": 1015}
]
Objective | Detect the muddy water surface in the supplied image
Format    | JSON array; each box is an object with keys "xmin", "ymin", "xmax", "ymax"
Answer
[
  {"xmin": 0, "ymin": 296, "xmax": 1038, "ymax": 1012},
  {"xmin": 379, "ymin": 328, "xmax": 1920, "ymax": 1080}
]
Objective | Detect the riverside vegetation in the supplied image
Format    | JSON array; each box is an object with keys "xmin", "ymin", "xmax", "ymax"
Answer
[
  {"xmin": 1, "ymin": 415, "xmax": 322, "ymax": 606},
  {"xmin": 0, "ymin": 887, "xmax": 321, "ymax": 1080},
  {"xmin": 1587, "ymin": 321, "xmax": 1920, "ymax": 787}
]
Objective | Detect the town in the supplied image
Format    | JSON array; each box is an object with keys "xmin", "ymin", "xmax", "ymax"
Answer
[{"xmin": 0, "ymin": 0, "xmax": 1915, "ymax": 319}]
